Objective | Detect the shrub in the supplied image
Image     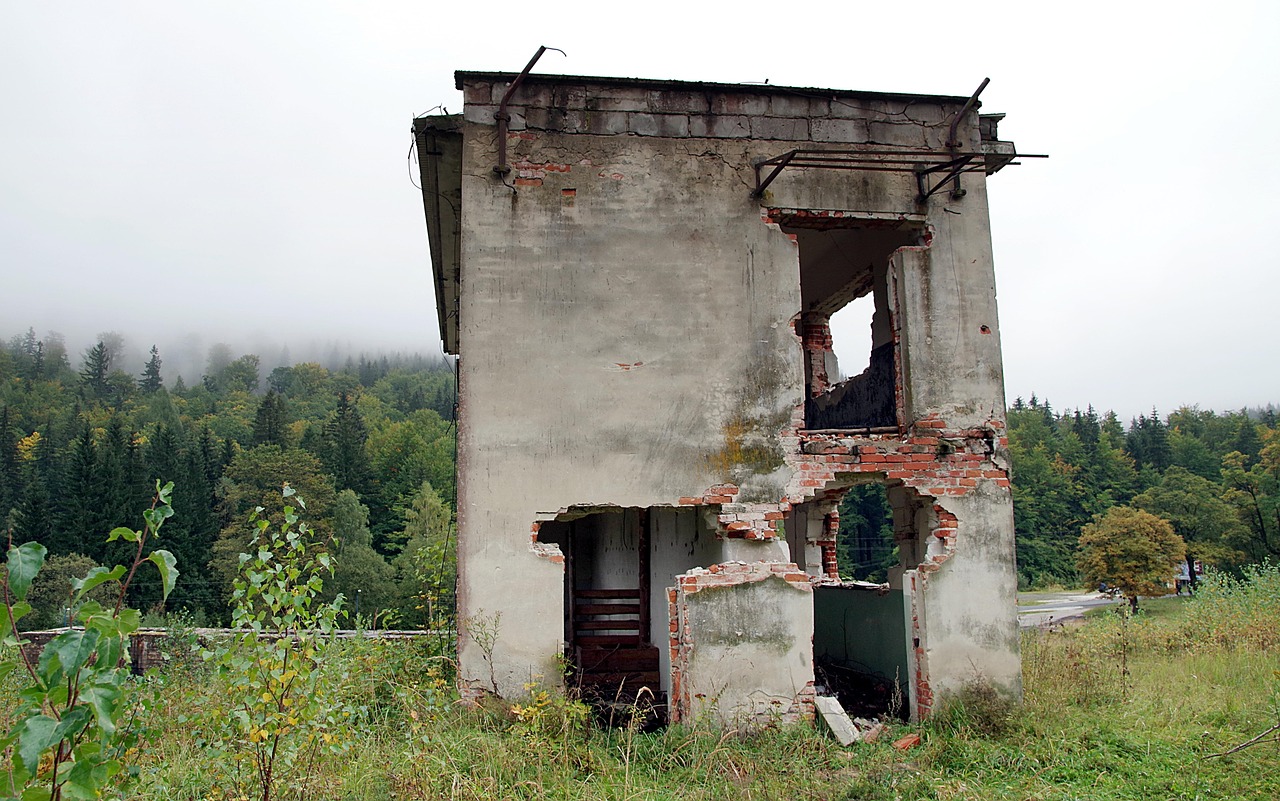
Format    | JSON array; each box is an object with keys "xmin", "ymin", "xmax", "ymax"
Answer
[{"xmin": 1, "ymin": 481, "xmax": 178, "ymax": 800}]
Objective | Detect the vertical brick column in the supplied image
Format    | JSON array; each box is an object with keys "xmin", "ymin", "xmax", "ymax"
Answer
[
  {"xmin": 799, "ymin": 314, "xmax": 833, "ymax": 398},
  {"xmin": 820, "ymin": 510, "xmax": 841, "ymax": 580}
]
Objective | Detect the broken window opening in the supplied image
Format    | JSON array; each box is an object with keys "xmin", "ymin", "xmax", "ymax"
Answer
[
  {"xmin": 836, "ymin": 483, "xmax": 897, "ymax": 583},
  {"xmin": 785, "ymin": 222, "xmax": 922, "ymax": 432}
]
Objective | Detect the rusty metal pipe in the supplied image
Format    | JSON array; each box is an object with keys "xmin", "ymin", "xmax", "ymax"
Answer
[
  {"xmin": 946, "ymin": 77, "xmax": 990, "ymax": 150},
  {"xmin": 495, "ymin": 46, "xmax": 564, "ymax": 177}
]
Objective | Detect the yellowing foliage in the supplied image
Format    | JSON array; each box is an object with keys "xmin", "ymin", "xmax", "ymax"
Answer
[
  {"xmin": 1078, "ymin": 506, "xmax": 1186, "ymax": 609},
  {"xmin": 16, "ymin": 431, "xmax": 42, "ymax": 460}
]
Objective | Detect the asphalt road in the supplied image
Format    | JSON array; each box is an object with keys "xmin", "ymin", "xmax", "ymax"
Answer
[{"xmin": 1017, "ymin": 591, "xmax": 1123, "ymax": 628}]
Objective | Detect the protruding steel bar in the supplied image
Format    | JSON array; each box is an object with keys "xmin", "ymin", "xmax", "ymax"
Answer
[
  {"xmin": 946, "ymin": 77, "xmax": 990, "ymax": 198},
  {"xmin": 752, "ymin": 150, "xmax": 799, "ymax": 198},
  {"xmin": 494, "ymin": 46, "xmax": 565, "ymax": 177},
  {"xmin": 946, "ymin": 77, "xmax": 990, "ymax": 150},
  {"xmin": 751, "ymin": 145, "xmax": 1045, "ymax": 197}
]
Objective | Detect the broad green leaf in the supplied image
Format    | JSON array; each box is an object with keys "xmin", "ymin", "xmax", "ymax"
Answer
[
  {"xmin": 282, "ymin": 484, "xmax": 296, "ymax": 498},
  {"xmin": 106, "ymin": 526, "xmax": 139, "ymax": 542},
  {"xmin": 38, "ymin": 628, "xmax": 100, "ymax": 679},
  {"xmin": 59, "ymin": 756, "xmax": 106, "ymax": 800},
  {"xmin": 2, "ymin": 600, "xmax": 32, "ymax": 640},
  {"xmin": 148, "ymin": 549, "xmax": 179, "ymax": 601},
  {"xmin": 95, "ymin": 633, "xmax": 123, "ymax": 668},
  {"xmin": 117, "ymin": 607, "xmax": 142, "ymax": 636},
  {"xmin": 72, "ymin": 564, "xmax": 126, "ymax": 599},
  {"xmin": 80, "ymin": 684, "xmax": 121, "ymax": 737},
  {"xmin": 51, "ymin": 704, "xmax": 92, "ymax": 743},
  {"xmin": 14, "ymin": 714, "xmax": 60, "ymax": 774},
  {"xmin": 5, "ymin": 541, "xmax": 47, "ymax": 602},
  {"xmin": 21, "ymin": 786, "xmax": 52, "ymax": 801}
]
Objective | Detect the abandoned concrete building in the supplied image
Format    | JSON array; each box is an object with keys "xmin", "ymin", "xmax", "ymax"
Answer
[{"xmin": 414, "ymin": 64, "xmax": 1028, "ymax": 728}]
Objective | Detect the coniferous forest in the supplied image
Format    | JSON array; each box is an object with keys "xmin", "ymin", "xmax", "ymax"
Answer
[
  {"xmin": 839, "ymin": 396, "xmax": 1279, "ymax": 588},
  {"xmin": 2, "ymin": 327, "xmax": 1277, "ymax": 626},
  {"xmin": 0, "ymin": 329, "xmax": 457, "ymax": 627}
]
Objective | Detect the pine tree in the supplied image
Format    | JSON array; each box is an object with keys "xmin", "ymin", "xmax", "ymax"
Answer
[
  {"xmin": 321, "ymin": 391, "xmax": 371, "ymax": 495},
  {"xmin": 57, "ymin": 426, "xmax": 100, "ymax": 557},
  {"xmin": 140, "ymin": 345, "xmax": 164, "ymax": 393},
  {"xmin": 0, "ymin": 407, "xmax": 19, "ymax": 521},
  {"xmin": 79, "ymin": 342, "xmax": 111, "ymax": 400},
  {"xmin": 251, "ymin": 390, "xmax": 291, "ymax": 447}
]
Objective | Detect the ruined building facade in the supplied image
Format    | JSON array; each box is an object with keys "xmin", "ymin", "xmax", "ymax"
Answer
[{"xmin": 415, "ymin": 70, "xmax": 1023, "ymax": 727}]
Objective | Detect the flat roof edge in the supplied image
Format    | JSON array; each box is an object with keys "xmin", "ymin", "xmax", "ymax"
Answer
[{"xmin": 453, "ymin": 71, "xmax": 972, "ymax": 105}]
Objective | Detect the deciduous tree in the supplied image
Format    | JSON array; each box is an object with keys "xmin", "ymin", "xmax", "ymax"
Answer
[
  {"xmin": 1133, "ymin": 466, "xmax": 1246, "ymax": 590},
  {"xmin": 1077, "ymin": 506, "xmax": 1185, "ymax": 611}
]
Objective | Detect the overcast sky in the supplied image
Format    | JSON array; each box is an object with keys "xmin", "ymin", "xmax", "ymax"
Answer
[{"xmin": 2, "ymin": 1, "xmax": 1277, "ymax": 420}]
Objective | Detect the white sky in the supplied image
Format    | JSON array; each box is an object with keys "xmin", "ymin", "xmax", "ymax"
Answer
[{"xmin": 2, "ymin": 1, "xmax": 1277, "ymax": 420}]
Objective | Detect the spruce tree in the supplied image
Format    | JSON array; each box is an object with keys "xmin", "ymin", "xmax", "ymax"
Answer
[
  {"xmin": 29, "ymin": 341, "xmax": 44, "ymax": 381},
  {"xmin": 140, "ymin": 345, "xmax": 164, "ymax": 393},
  {"xmin": 146, "ymin": 425, "xmax": 183, "ymax": 488},
  {"xmin": 321, "ymin": 391, "xmax": 371, "ymax": 496},
  {"xmin": 251, "ymin": 390, "xmax": 291, "ymax": 447},
  {"xmin": 0, "ymin": 407, "xmax": 19, "ymax": 520},
  {"xmin": 57, "ymin": 426, "xmax": 100, "ymax": 557},
  {"xmin": 12, "ymin": 466, "xmax": 55, "ymax": 548},
  {"xmin": 79, "ymin": 342, "xmax": 111, "ymax": 400}
]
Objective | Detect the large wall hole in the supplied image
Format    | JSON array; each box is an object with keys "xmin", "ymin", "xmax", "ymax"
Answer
[
  {"xmin": 538, "ymin": 505, "xmax": 717, "ymax": 728},
  {"xmin": 812, "ymin": 478, "xmax": 935, "ymax": 721},
  {"xmin": 783, "ymin": 221, "xmax": 923, "ymax": 431}
]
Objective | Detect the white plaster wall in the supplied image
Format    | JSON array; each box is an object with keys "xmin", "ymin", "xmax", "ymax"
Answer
[
  {"xmin": 649, "ymin": 508, "xmax": 720, "ymax": 689},
  {"xmin": 893, "ymin": 182, "xmax": 1008, "ymax": 431},
  {"xmin": 918, "ymin": 481, "xmax": 1022, "ymax": 700},
  {"xmin": 456, "ymin": 131, "xmax": 808, "ymax": 696},
  {"xmin": 681, "ymin": 576, "xmax": 814, "ymax": 727},
  {"xmin": 450, "ymin": 81, "xmax": 1018, "ymax": 707}
]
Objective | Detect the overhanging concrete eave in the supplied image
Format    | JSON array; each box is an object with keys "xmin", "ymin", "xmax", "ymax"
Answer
[
  {"xmin": 454, "ymin": 71, "xmax": 973, "ymax": 106},
  {"xmin": 412, "ymin": 114, "xmax": 462, "ymax": 355}
]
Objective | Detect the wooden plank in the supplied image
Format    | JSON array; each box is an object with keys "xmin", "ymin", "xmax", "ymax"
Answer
[
  {"xmin": 576, "ymin": 588, "xmax": 640, "ymax": 599},
  {"xmin": 576, "ymin": 604, "xmax": 641, "ymax": 616},
  {"xmin": 575, "ymin": 647, "xmax": 659, "ymax": 671},
  {"xmin": 581, "ymin": 670, "xmax": 660, "ymax": 680},
  {"xmin": 576, "ymin": 620, "xmax": 642, "ymax": 631},
  {"xmin": 575, "ymin": 634, "xmax": 642, "ymax": 646}
]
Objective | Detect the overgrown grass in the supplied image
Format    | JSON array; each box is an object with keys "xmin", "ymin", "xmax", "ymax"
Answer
[{"xmin": 4, "ymin": 565, "xmax": 1278, "ymax": 799}]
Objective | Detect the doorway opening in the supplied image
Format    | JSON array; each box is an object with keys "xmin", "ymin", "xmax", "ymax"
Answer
[
  {"xmin": 536, "ymin": 507, "xmax": 662, "ymax": 726},
  {"xmin": 811, "ymin": 480, "xmax": 934, "ymax": 721}
]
